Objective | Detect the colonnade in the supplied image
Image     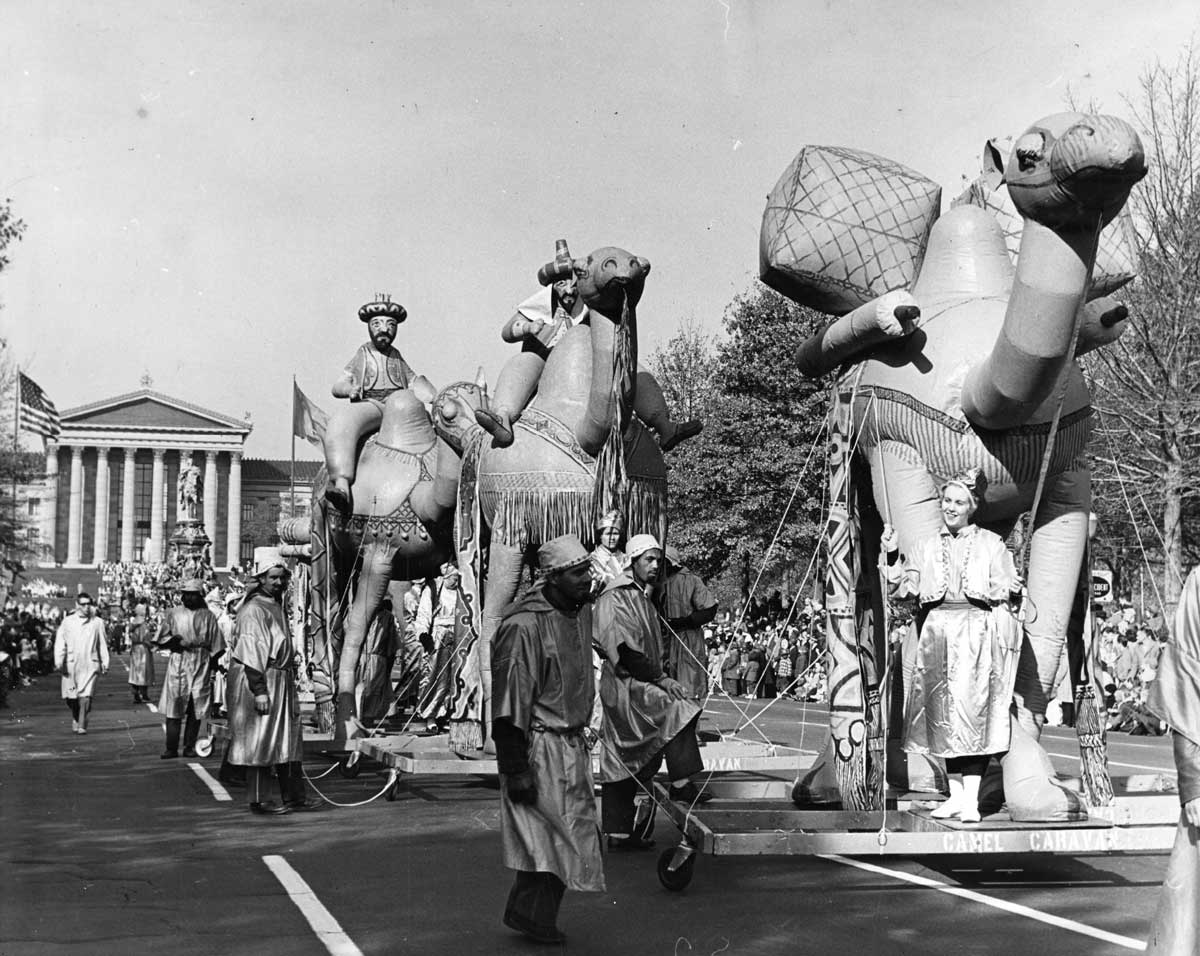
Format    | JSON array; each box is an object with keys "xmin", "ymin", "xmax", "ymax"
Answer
[{"xmin": 42, "ymin": 444, "xmax": 242, "ymax": 567}]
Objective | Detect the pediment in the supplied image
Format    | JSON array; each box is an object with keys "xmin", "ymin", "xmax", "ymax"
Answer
[{"xmin": 61, "ymin": 390, "xmax": 250, "ymax": 433}]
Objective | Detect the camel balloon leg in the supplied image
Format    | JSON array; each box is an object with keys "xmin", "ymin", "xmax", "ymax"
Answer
[
  {"xmin": 335, "ymin": 541, "xmax": 396, "ymax": 741},
  {"xmin": 1012, "ymin": 465, "xmax": 1090, "ymax": 734},
  {"xmin": 868, "ymin": 442, "xmax": 947, "ymax": 794},
  {"xmin": 478, "ymin": 542, "xmax": 528, "ymax": 717}
]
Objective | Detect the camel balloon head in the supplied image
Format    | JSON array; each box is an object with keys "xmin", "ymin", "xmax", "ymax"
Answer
[
  {"xmin": 432, "ymin": 379, "xmax": 486, "ymax": 451},
  {"xmin": 1004, "ymin": 112, "xmax": 1147, "ymax": 229},
  {"xmin": 571, "ymin": 247, "xmax": 651, "ymax": 313}
]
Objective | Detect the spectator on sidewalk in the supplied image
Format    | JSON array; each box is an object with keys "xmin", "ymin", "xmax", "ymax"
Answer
[{"xmin": 53, "ymin": 592, "xmax": 109, "ymax": 735}]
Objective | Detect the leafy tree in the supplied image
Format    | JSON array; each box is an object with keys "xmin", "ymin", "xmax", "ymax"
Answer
[
  {"xmin": 1083, "ymin": 43, "xmax": 1200, "ymax": 612},
  {"xmin": 652, "ymin": 285, "xmax": 828, "ymax": 614}
]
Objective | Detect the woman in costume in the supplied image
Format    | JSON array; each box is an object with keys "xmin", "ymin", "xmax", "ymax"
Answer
[
  {"xmin": 589, "ymin": 510, "xmax": 627, "ymax": 589},
  {"xmin": 126, "ymin": 607, "xmax": 155, "ymax": 704},
  {"xmin": 1145, "ymin": 565, "xmax": 1200, "ymax": 954},
  {"xmin": 881, "ymin": 467, "xmax": 1021, "ymax": 823}
]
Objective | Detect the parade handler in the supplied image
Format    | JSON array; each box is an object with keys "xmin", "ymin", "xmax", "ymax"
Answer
[
  {"xmin": 323, "ymin": 294, "xmax": 436, "ymax": 512},
  {"xmin": 657, "ymin": 545, "xmax": 719, "ymax": 700},
  {"xmin": 154, "ymin": 579, "xmax": 221, "ymax": 759},
  {"xmin": 227, "ymin": 548, "xmax": 308, "ymax": 815},
  {"xmin": 53, "ymin": 592, "xmax": 109, "ymax": 734},
  {"xmin": 491, "ymin": 534, "xmax": 604, "ymax": 945},
  {"xmin": 595, "ymin": 534, "xmax": 711, "ymax": 849},
  {"xmin": 1146, "ymin": 565, "xmax": 1200, "ymax": 954}
]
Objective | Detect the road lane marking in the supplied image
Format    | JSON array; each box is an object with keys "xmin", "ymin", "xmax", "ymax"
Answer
[
  {"xmin": 188, "ymin": 762, "xmax": 232, "ymax": 801},
  {"xmin": 146, "ymin": 703, "xmax": 158, "ymax": 713},
  {"xmin": 821, "ymin": 854, "xmax": 1147, "ymax": 951},
  {"xmin": 263, "ymin": 856, "xmax": 364, "ymax": 956},
  {"xmin": 1041, "ymin": 748, "xmax": 1173, "ymax": 773}
]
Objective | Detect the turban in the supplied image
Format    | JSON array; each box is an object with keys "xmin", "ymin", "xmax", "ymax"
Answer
[{"xmin": 626, "ymin": 534, "xmax": 662, "ymax": 561}]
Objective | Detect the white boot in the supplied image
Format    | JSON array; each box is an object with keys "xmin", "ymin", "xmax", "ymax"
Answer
[
  {"xmin": 959, "ymin": 774, "xmax": 982, "ymax": 823},
  {"xmin": 931, "ymin": 774, "xmax": 965, "ymax": 819}
]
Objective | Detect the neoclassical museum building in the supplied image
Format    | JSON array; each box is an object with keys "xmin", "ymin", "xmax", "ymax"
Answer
[{"xmin": 36, "ymin": 388, "xmax": 318, "ymax": 569}]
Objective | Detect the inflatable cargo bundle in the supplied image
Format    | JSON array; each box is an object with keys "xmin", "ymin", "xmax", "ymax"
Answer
[{"xmin": 759, "ymin": 145, "xmax": 942, "ymax": 316}]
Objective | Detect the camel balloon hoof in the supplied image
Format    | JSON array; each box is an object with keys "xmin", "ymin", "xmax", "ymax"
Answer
[
  {"xmin": 1100, "ymin": 304, "xmax": 1129, "ymax": 327},
  {"xmin": 660, "ymin": 420, "xmax": 702, "ymax": 452},
  {"xmin": 894, "ymin": 305, "xmax": 920, "ymax": 324}
]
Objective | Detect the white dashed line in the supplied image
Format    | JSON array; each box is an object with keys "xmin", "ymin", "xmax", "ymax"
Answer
[
  {"xmin": 187, "ymin": 762, "xmax": 232, "ymax": 801},
  {"xmin": 821, "ymin": 854, "xmax": 1147, "ymax": 951},
  {"xmin": 263, "ymin": 855, "xmax": 364, "ymax": 956}
]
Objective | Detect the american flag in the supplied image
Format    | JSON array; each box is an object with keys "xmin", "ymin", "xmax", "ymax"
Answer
[{"xmin": 17, "ymin": 371, "xmax": 61, "ymax": 439}]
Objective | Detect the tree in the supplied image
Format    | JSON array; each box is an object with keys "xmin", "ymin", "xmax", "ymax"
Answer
[
  {"xmin": 651, "ymin": 285, "xmax": 829, "ymax": 615},
  {"xmin": 1083, "ymin": 43, "xmax": 1200, "ymax": 612}
]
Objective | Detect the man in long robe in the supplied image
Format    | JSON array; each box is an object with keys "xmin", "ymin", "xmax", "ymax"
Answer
[
  {"xmin": 657, "ymin": 545, "xmax": 719, "ymax": 700},
  {"xmin": 357, "ymin": 596, "xmax": 401, "ymax": 726},
  {"xmin": 594, "ymin": 534, "xmax": 711, "ymax": 849},
  {"xmin": 415, "ymin": 564, "xmax": 463, "ymax": 735},
  {"xmin": 125, "ymin": 608, "xmax": 155, "ymax": 704},
  {"xmin": 492, "ymin": 534, "xmax": 603, "ymax": 944},
  {"xmin": 1146, "ymin": 565, "xmax": 1200, "ymax": 953},
  {"xmin": 155, "ymin": 579, "xmax": 222, "ymax": 759},
  {"xmin": 227, "ymin": 548, "xmax": 309, "ymax": 815},
  {"xmin": 53, "ymin": 592, "xmax": 109, "ymax": 734}
]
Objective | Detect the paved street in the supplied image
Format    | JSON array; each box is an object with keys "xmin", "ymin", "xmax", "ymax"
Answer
[{"xmin": 1, "ymin": 659, "xmax": 1175, "ymax": 956}]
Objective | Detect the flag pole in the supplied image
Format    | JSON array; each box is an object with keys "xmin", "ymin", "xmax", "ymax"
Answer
[{"xmin": 290, "ymin": 376, "xmax": 296, "ymax": 515}]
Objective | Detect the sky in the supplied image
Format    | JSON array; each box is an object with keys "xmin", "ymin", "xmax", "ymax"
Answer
[{"xmin": 2, "ymin": 0, "xmax": 1197, "ymax": 459}]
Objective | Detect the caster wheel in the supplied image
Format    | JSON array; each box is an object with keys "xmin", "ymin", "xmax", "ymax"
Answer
[
  {"xmin": 657, "ymin": 846, "xmax": 696, "ymax": 891},
  {"xmin": 339, "ymin": 755, "xmax": 362, "ymax": 779}
]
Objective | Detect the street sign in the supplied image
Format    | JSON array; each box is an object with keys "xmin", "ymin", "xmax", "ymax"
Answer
[{"xmin": 1092, "ymin": 568, "xmax": 1114, "ymax": 602}]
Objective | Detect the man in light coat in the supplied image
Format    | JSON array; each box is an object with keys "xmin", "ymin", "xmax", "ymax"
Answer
[{"xmin": 53, "ymin": 592, "xmax": 109, "ymax": 734}]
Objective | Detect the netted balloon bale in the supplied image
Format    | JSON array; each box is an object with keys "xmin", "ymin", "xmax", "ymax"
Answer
[
  {"xmin": 952, "ymin": 138, "xmax": 1138, "ymax": 298},
  {"xmin": 759, "ymin": 146, "xmax": 942, "ymax": 316}
]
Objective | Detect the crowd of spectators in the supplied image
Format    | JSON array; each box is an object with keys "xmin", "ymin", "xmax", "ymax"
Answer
[
  {"xmin": 19, "ymin": 578, "xmax": 68, "ymax": 600},
  {"xmin": 97, "ymin": 562, "xmax": 177, "ymax": 607},
  {"xmin": 1096, "ymin": 600, "xmax": 1170, "ymax": 736},
  {"xmin": 0, "ymin": 599, "xmax": 64, "ymax": 707},
  {"xmin": 701, "ymin": 592, "xmax": 828, "ymax": 703}
]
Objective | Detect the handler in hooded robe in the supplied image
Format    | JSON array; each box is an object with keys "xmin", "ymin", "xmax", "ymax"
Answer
[
  {"xmin": 657, "ymin": 545, "xmax": 719, "ymax": 700},
  {"xmin": 155, "ymin": 579, "xmax": 222, "ymax": 758},
  {"xmin": 492, "ymin": 534, "xmax": 604, "ymax": 945},
  {"xmin": 594, "ymin": 534, "xmax": 711, "ymax": 850},
  {"xmin": 1146, "ymin": 565, "xmax": 1200, "ymax": 954},
  {"xmin": 126, "ymin": 606, "xmax": 155, "ymax": 704},
  {"xmin": 227, "ymin": 548, "xmax": 308, "ymax": 815}
]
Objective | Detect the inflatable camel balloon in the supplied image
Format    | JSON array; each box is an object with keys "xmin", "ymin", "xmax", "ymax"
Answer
[
  {"xmin": 431, "ymin": 246, "xmax": 669, "ymax": 751},
  {"xmin": 761, "ymin": 113, "xmax": 1147, "ymax": 819},
  {"xmin": 307, "ymin": 388, "xmax": 461, "ymax": 739}
]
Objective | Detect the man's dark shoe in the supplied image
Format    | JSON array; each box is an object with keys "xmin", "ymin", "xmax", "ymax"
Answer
[
  {"xmin": 503, "ymin": 911, "xmax": 565, "ymax": 944},
  {"xmin": 182, "ymin": 748, "xmax": 198, "ymax": 758},
  {"xmin": 284, "ymin": 798, "xmax": 323, "ymax": 811},
  {"xmin": 249, "ymin": 801, "xmax": 291, "ymax": 816},
  {"xmin": 607, "ymin": 834, "xmax": 656, "ymax": 851},
  {"xmin": 668, "ymin": 782, "xmax": 714, "ymax": 805},
  {"xmin": 160, "ymin": 751, "xmax": 179, "ymax": 760}
]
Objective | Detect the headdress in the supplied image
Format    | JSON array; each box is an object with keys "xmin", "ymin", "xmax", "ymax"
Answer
[
  {"xmin": 942, "ymin": 466, "xmax": 987, "ymax": 507},
  {"xmin": 664, "ymin": 545, "xmax": 683, "ymax": 567},
  {"xmin": 596, "ymin": 509, "xmax": 624, "ymax": 532},
  {"xmin": 626, "ymin": 534, "xmax": 662, "ymax": 561},
  {"xmin": 358, "ymin": 293, "xmax": 407, "ymax": 324},
  {"xmin": 537, "ymin": 534, "xmax": 591, "ymax": 576},
  {"xmin": 251, "ymin": 546, "xmax": 288, "ymax": 577},
  {"xmin": 179, "ymin": 579, "xmax": 204, "ymax": 594}
]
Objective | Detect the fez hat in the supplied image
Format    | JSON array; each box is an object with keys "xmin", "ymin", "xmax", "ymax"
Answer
[
  {"xmin": 252, "ymin": 547, "xmax": 288, "ymax": 577},
  {"xmin": 537, "ymin": 534, "xmax": 591, "ymax": 576},
  {"xmin": 626, "ymin": 534, "xmax": 662, "ymax": 561},
  {"xmin": 942, "ymin": 467, "xmax": 987, "ymax": 507},
  {"xmin": 359, "ymin": 295, "xmax": 407, "ymax": 323}
]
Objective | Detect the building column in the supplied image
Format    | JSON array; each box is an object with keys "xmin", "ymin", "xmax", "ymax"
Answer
[
  {"xmin": 66, "ymin": 445, "xmax": 85, "ymax": 565},
  {"xmin": 120, "ymin": 447, "xmax": 137, "ymax": 562},
  {"xmin": 203, "ymin": 450, "xmax": 219, "ymax": 536},
  {"xmin": 226, "ymin": 451, "xmax": 242, "ymax": 569},
  {"xmin": 41, "ymin": 443, "xmax": 59, "ymax": 566},
  {"xmin": 176, "ymin": 448, "xmax": 192, "ymax": 522},
  {"xmin": 92, "ymin": 446, "xmax": 110, "ymax": 565},
  {"xmin": 150, "ymin": 448, "xmax": 166, "ymax": 562}
]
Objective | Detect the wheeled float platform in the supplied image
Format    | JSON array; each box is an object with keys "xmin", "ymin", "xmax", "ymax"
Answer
[{"xmin": 652, "ymin": 772, "xmax": 1180, "ymax": 859}]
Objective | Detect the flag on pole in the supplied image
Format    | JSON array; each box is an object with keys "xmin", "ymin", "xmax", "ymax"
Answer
[
  {"xmin": 17, "ymin": 371, "xmax": 61, "ymax": 439},
  {"xmin": 292, "ymin": 380, "xmax": 328, "ymax": 448}
]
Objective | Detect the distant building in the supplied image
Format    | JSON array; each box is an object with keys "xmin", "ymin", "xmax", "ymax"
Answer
[{"xmin": 34, "ymin": 387, "xmax": 320, "ymax": 569}]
